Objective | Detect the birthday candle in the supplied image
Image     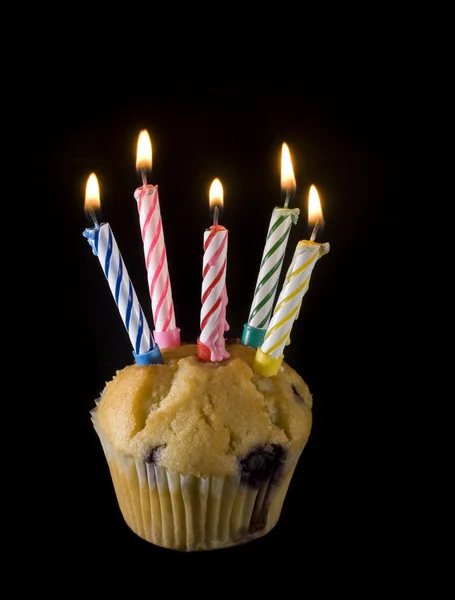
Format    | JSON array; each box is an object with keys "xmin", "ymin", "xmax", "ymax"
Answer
[
  {"xmin": 83, "ymin": 173, "xmax": 162, "ymax": 366},
  {"xmin": 134, "ymin": 130, "xmax": 180, "ymax": 349},
  {"xmin": 242, "ymin": 143, "xmax": 299, "ymax": 349},
  {"xmin": 254, "ymin": 185, "xmax": 329, "ymax": 377},
  {"xmin": 198, "ymin": 179, "xmax": 230, "ymax": 362}
]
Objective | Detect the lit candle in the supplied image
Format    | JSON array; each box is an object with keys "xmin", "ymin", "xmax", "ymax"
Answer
[
  {"xmin": 253, "ymin": 185, "xmax": 329, "ymax": 377},
  {"xmin": 83, "ymin": 173, "xmax": 162, "ymax": 366},
  {"xmin": 197, "ymin": 178, "xmax": 230, "ymax": 362},
  {"xmin": 133, "ymin": 130, "xmax": 180, "ymax": 348},
  {"xmin": 242, "ymin": 143, "xmax": 300, "ymax": 349}
]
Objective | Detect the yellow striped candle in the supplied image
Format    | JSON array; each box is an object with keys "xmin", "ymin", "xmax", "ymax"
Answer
[{"xmin": 254, "ymin": 185, "xmax": 329, "ymax": 377}]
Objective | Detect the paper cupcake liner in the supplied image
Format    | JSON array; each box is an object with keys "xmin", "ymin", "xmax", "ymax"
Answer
[{"xmin": 91, "ymin": 404, "xmax": 302, "ymax": 551}]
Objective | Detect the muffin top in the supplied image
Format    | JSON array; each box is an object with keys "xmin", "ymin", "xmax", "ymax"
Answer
[{"xmin": 96, "ymin": 343, "xmax": 312, "ymax": 477}]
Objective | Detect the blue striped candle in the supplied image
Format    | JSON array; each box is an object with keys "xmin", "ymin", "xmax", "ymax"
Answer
[{"xmin": 83, "ymin": 174, "xmax": 162, "ymax": 366}]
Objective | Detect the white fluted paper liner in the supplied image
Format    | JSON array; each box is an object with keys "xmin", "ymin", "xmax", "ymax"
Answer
[{"xmin": 91, "ymin": 404, "xmax": 303, "ymax": 551}]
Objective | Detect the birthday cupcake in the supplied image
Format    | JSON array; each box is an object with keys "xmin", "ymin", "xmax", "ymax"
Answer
[{"xmin": 91, "ymin": 342, "xmax": 312, "ymax": 551}]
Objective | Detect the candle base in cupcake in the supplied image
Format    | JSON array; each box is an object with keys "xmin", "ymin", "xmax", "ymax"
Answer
[
  {"xmin": 197, "ymin": 338, "xmax": 212, "ymax": 362},
  {"xmin": 253, "ymin": 348, "xmax": 283, "ymax": 377},
  {"xmin": 133, "ymin": 345, "xmax": 163, "ymax": 366},
  {"xmin": 154, "ymin": 328, "xmax": 181, "ymax": 349},
  {"xmin": 197, "ymin": 336, "xmax": 230, "ymax": 362},
  {"xmin": 241, "ymin": 323, "xmax": 266, "ymax": 349}
]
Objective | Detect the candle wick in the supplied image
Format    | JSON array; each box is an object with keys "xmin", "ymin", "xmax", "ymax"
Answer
[
  {"xmin": 141, "ymin": 168, "xmax": 148, "ymax": 189},
  {"xmin": 310, "ymin": 221, "xmax": 320, "ymax": 242},
  {"xmin": 87, "ymin": 208, "xmax": 99, "ymax": 228},
  {"xmin": 213, "ymin": 205, "xmax": 219, "ymax": 228},
  {"xmin": 283, "ymin": 190, "xmax": 291, "ymax": 208}
]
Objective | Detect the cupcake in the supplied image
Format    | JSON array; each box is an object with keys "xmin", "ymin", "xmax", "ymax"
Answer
[{"xmin": 91, "ymin": 342, "xmax": 312, "ymax": 551}]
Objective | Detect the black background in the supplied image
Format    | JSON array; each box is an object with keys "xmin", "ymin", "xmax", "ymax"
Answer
[{"xmin": 33, "ymin": 83, "xmax": 407, "ymax": 568}]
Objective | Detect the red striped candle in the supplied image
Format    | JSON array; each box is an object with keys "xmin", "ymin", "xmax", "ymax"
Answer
[
  {"xmin": 134, "ymin": 130, "xmax": 180, "ymax": 348},
  {"xmin": 198, "ymin": 179, "xmax": 230, "ymax": 362}
]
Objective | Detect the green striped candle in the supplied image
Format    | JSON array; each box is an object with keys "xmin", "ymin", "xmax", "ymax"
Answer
[{"xmin": 242, "ymin": 143, "xmax": 299, "ymax": 349}]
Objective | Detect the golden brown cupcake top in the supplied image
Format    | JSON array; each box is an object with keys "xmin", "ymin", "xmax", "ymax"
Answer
[{"xmin": 96, "ymin": 344, "xmax": 312, "ymax": 477}]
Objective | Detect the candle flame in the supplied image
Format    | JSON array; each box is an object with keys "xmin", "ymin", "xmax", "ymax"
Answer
[
  {"xmin": 85, "ymin": 173, "xmax": 100, "ymax": 211},
  {"xmin": 281, "ymin": 143, "xmax": 296, "ymax": 193},
  {"xmin": 136, "ymin": 129, "xmax": 152, "ymax": 171},
  {"xmin": 209, "ymin": 178, "xmax": 223, "ymax": 208},
  {"xmin": 308, "ymin": 185, "xmax": 324, "ymax": 226}
]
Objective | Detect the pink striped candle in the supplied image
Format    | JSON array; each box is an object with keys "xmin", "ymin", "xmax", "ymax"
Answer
[
  {"xmin": 134, "ymin": 130, "xmax": 180, "ymax": 348},
  {"xmin": 197, "ymin": 179, "xmax": 230, "ymax": 362}
]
